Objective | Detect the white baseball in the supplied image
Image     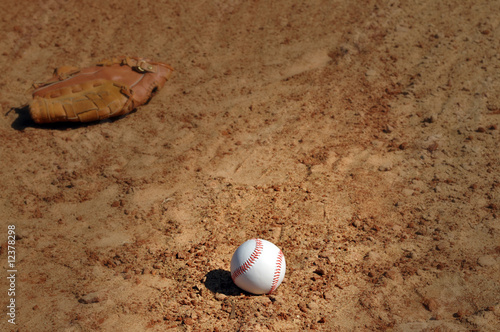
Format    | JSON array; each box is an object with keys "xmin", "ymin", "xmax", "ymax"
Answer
[{"xmin": 230, "ymin": 239, "xmax": 286, "ymax": 295}]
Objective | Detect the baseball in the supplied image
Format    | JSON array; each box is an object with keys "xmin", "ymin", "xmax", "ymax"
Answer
[{"xmin": 230, "ymin": 239, "xmax": 286, "ymax": 295}]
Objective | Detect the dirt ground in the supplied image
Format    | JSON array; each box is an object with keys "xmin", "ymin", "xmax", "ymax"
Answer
[{"xmin": 1, "ymin": 0, "xmax": 499, "ymax": 331}]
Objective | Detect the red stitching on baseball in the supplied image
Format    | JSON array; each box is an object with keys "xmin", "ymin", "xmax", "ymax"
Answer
[
  {"xmin": 268, "ymin": 249, "xmax": 284, "ymax": 294},
  {"xmin": 232, "ymin": 239, "xmax": 263, "ymax": 281}
]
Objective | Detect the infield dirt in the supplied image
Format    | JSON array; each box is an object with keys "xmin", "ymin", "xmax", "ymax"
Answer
[{"xmin": 1, "ymin": 0, "xmax": 499, "ymax": 331}]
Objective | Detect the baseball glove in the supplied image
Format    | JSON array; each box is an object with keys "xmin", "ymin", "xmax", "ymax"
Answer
[{"xmin": 29, "ymin": 56, "xmax": 173, "ymax": 123}]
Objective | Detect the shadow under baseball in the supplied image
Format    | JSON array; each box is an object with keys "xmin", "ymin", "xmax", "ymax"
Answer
[{"xmin": 204, "ymin": 269, "xmax": 244, "ymax": 296}]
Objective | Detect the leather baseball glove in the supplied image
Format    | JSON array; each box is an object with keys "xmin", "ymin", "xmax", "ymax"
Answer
[{"xmin": 30, "ymin": 56, "xmax": 173, "ymax": 123}]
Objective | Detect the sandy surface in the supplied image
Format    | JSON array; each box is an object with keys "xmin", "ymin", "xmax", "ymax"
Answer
[{"xmin": 1, "ymin": 0, "xmax": 499, "ymax": 331}]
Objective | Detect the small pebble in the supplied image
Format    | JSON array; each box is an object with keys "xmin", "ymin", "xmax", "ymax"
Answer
[
  {"xmin": 383, "ymin": 124, "xmax": 394, "ymax": 133},
  {"xmin": 435, "ymin": 242, "xmax": 447, "ymax": 251},
  {"xmin": 402, "ymin": 188, "xmax": 414, "ymax": 197},
  {"xmin": 183, "ymin": 317, "xmax": 194, "ymax": 326},
  {"xmin": 427, "ymin": 142, "xmax": 439, "ymax": 152},
  {"xmin": 378, "ymin": 162, "xmax": 393, "ymax": 171},
  {"xmin": 323, "ymin": 291, "xmax": 334, "ymax": 300},
  {"xmin": 78, "ymin": 292, "xmax": 102, "ymax": 304},
  {"xmin": 423, "ymin": 298, "xmax": 439, "ymax": 312},
  {"xmin": 352, "ymin": 219, "xmax": 362, "ymax": 228},
  {"xmin": 365, "ymin": 69, "xmax": 377, "ymax": 77},
  {"xmin": 477, "ymin": 255, "xmax": 496, "ymax": 267},
  {"xmin": 307, "ymin": 301, "xmax": 319, "ymax": 310}
]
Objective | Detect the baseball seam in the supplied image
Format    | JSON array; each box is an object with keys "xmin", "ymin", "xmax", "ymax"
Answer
[
  {"xmin": 268, "ymin": 249, "xmax": 284, "ymax": 294},
  {"xmin": 231, "ymin": 239, "xmax": 263, "ymax": 281}
]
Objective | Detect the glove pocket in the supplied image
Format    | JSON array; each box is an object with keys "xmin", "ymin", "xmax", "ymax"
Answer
[{"xmin": 29, "ymin": 81, "xmax": 131, "ymax": 123}]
